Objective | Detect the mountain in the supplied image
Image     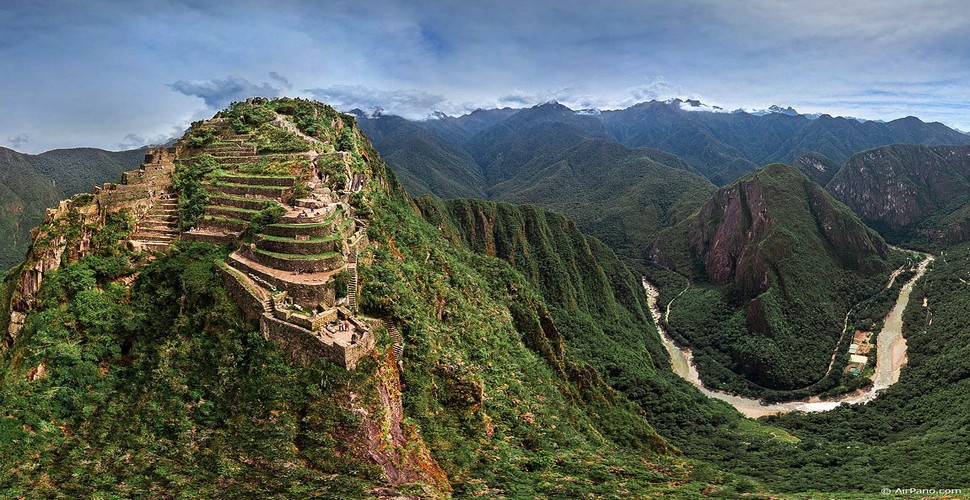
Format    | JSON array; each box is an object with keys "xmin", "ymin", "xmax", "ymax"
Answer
[
  {"xmin": 648, "ymin": 164, "xmax": 893, "ymax": 394},
  {"xmin": 827, "ymin": 144, "xmax": 970, "ymax": 244},
  {"xmin": 349, "ymin": 111, "xmax": 485, "ymax": 199},
  {"xmin": 463, "ymin": 101, "xmax": 611, "ymax": 186},
  {"xmin": 790, "ymin": 151, "xmax": 840, "ymax": 185},
  {"xmin": 415, "ymin": 107, "xmax": 519, "ymax": 146},
  {"xmin": 354, "ymin": 100, "xmax": 970, "ymax": 193},
  {"xmin": 488, "ymin": 137, "xmax": 715, "ymax": 256},
  {"xmin": 356, "ymin": 103, "xmax": 716, "ymax": 256},
  {"xmin": 0, "ymin": 97, "xmax": 757, "ymax": 497},
  {"xmin": 0, "ymin": 146, "xmax": 145, "ymax": 270},
  {"xmin": 600, "ymin": 101, "xmax": 970, "ymax": 185}
]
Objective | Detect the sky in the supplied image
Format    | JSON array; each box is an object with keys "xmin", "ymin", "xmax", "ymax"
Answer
[{"xmin": 1, "ymin": 0, "xmax": 969, "ymax": 153}]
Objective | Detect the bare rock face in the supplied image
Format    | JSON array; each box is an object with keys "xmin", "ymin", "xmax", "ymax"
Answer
[
  {"xmin": 650, "ymin": 163, "xmax": 888, "ymax": 295},
  {"xmin": 687, "ymin": 177, "xmax": 772, "ymax": 294},
  {"xmin": 827, "ymin": 145, "xmax": 970, "ymax": 236}
]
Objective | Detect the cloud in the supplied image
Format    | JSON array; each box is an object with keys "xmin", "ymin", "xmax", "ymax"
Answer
[
  {"xmin": 304, "ymin": 85, "xmax": 455, "ymax": 119},
  {"xmin": 168, "ymin": 75, "xmax": 285, "ymax": 109},
  {"xmin": 268, "ymin": 71, "xmax": 292, "ymax": 90},
  {"xmin": 7, "ymin": 133, "xmax": 31, "ymax": 150}
]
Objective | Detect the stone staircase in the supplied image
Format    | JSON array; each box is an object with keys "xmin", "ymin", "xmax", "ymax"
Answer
[
  {"xmin": 129, "ymin": 193, "xmax": 179, "ymax": 252},
  {"xmin": 347, "ymin": 250, "xmax": 358, "ymax": 310},
  {"xmin": 384, "ymin": 319, "xmax": 405, "ymax": 368}
]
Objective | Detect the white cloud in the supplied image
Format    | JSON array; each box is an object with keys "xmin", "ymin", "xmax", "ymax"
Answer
[{"xmin": 168, "ymin": 75, "xmax": 285, "ymax": 109}]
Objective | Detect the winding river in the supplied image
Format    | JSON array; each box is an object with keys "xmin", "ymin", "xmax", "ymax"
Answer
[{"xmin": 643, "ymin": 253, "xmax": 934, "ymax": 418}]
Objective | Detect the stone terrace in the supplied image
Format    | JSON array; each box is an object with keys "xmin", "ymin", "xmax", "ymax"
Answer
[{"xmin": 178, "ymin": 110, "xmax": 376, "ymax": 369}]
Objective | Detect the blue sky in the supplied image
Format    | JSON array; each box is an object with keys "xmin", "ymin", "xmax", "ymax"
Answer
[{"xmin": 1, "ymin": 0, "xmax": 969, "ymax": 153}]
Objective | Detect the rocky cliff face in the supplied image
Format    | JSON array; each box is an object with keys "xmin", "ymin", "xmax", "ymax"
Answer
[
  {"xmin": 791, "ymin": 151, "xmax": 839, "ymax": 186},
  {"xmin": 653, "ymin": 163, "xmax": 888, "ymax": 296},
  {"xmin": 827, "ymin": 144, "xmax": 970, "ymax": 242},
  {"xmin": 685, "ymin": 176, "xmax": 772, "ymax": 294}
]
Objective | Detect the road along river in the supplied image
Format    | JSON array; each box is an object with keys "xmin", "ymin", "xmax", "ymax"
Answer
[{"xmin": 643, "ymin": 253, "xmax": 934, "ymax": 418}]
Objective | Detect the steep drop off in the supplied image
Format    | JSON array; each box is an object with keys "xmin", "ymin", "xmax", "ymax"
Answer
[
  {"xmin": 0, "ymin": 147, "xmax": 145, "ymax": 270},
  {"xmin": 0, "ymin": 98, "xmax": 744, "ymax": 497}
]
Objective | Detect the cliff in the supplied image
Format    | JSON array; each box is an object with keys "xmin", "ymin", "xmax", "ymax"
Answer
[
  {"xmin": 647, "ymin": 164, "xmax": 893, "ymax": 393},
  {"xmin": 827, "ymin": 144, "xmax": 970, "ymax": 244}
]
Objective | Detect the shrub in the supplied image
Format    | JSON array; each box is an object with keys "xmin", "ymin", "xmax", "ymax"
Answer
[
  {"xmin": 173, "ymin": 156, "xmax": 219, "ymax": 230},
  {"xmin": 247, "ymin": 204, "xmax": 286, "ymax": 236},
  {"xmin": 254, "ymin": 125, "xmax": 309, "ymax": 153},
  {"xmin": 331, "ymin": 270, "xmax": 351, "ymax": 298},
  {"xmin": 292, "ymin": 183, "xmax": 311, "ymax": 200}
]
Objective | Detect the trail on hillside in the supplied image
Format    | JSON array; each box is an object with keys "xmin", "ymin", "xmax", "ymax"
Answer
[{"xmin": 644, "ymin": 252, "xmax": 934, "ymax": 418}]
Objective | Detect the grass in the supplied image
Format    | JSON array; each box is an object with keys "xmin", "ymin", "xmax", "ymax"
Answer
[
  {"xmin": 200, "ymin": 215, "xmax": 248, "ymax": 226},
  {"xmin": 258, "ymin": 234, "xmax": 341, "ymax": 243},
  {"xmin": 252, "ymin": 247, "xmax": 342, "ymax": 261},
  {"xmin": 203, "ymin": 181, "xmax": 289, "ymax": 191},
  {"xmin": 216, "ymin": 173, "xmax": 297, "ymax": 180}
]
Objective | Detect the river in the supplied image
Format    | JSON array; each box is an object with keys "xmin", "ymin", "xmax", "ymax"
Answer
[{"xmin": 643, "ymin": 253, "xmax": 934, "ymax": 418}]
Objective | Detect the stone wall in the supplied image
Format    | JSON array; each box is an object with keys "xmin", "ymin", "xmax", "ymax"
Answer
[
  {"xmin": 263, "ymin": 220, "xmax": 343, "ymax": 238},
  {"xmin": 5, "ymin": 147, "xmax": 177, "ymax": 344},
  {"xmin": 206, "ymin": 183, "xmax": 288, "ymax": 198},
  {"xmin": 218, "ymin": 175, "xmax": 296, "ymax": 187},
  {"xmin": 260, "ymin": 315, "xmax": 373, "ymax": 369},
  {"xmin": 248, "ymin": 247, "xmax": 344, "ymax": 273},
  {"xmin": 227, "ymin": 253, "xmax": 336, "ymax": 308},
  {"xmin": 219, "ymin": 265, "xmax": 265, "ymax": 321},
  {"xmin": 209, "ymin": 196, "xmax": 273, "ymax": 211},
  {"xmin": 256, "ymin": 236, "xmax": 340, "ymax": 255}
]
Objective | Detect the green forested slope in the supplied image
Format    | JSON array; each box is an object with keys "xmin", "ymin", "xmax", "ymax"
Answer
[
  {"xmin": 0, "ymin": 147, "xmax": 145, "ymax": 270},
  {"xmin": 0, "ymin": 99, "xmax": 750, "ymax": 497}
]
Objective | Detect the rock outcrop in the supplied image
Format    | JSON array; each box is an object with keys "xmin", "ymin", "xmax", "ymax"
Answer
[{"xmin": 827, "ymin": 144, "xmax": 970, "ymax": 242}]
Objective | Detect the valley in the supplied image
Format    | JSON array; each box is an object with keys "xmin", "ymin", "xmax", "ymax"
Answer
[
  {"xmin": 643, "ymin": 250, "xmax": 932, "ymax": 418},
  {"xmin": 4, "ymin": 1, "xmax": 970, "ymax": 495},
  {"xmin": 2, "ymin": 97, "xmax": 968, "ymax": 497}
]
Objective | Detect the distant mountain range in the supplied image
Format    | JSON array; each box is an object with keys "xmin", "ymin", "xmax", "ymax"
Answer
[
  {"xmin": 357, "ymin": 99, "xmax": 970, "ymax": 190},
  {"xmin": 354, "ymin": 99, "xmax": 970, "ymax": 257}
]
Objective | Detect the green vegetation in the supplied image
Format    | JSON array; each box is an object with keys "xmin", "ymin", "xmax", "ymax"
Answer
[
  {"xmin": 412, "ymin": 193, "xmax": 970, "ymax": 496},
  {"xmin": 828, "ymin": 144, "xmax": 970, "ymax": 249},
  {"xmin": 718, "ymin": 245, "xmax": 970, "ymax": 493},
  {"xmin": 253, "ymin": 124, "xmax": 310, "ymax": 153},
  {"xmin": 184, "ymin": 121, "xmax": 217, "ymax": 148},
  {"xmin": 0, "ymin": 146, "xmax": 144, "ymax": 270},
  {"xmin": 245, "ymin": 204, "xmax": 286, "ymax": 236},
  {"xmin": 223, "ymin": 100, "xmax": 276, "ymax": 134},
  {"xmin": 648, "ymin": 164, "xmax": 895, "ymax": 396},
  {"xmin": 172, "ymin": 155, "xmax": 218, "ymax": 230},
  {"xmin": 291, "ymin": 182, "xmax": 311, "ymax": 199},
  {"xmin": 331, "ymin": 269, "xmax": 350, "ymax": 298}
]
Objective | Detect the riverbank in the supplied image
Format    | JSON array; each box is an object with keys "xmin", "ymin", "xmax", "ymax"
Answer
[{"xmin": 644, "ymin": 253, "xmax": 934, "ymax": 418}]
